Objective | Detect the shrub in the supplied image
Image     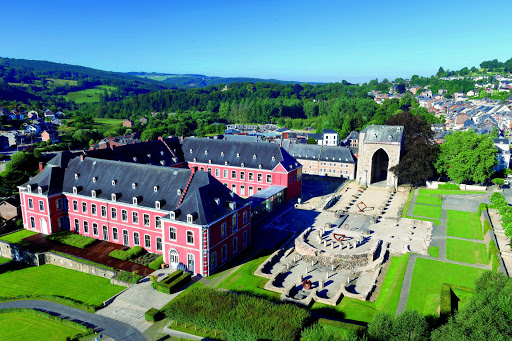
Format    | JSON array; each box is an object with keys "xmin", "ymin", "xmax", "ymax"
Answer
[
  {"xmin": 149, "ymin": 255, "xmax": 164, "ymax": 270},
  {"xmin": 438, "ymin": 183, "xmax": 460, "ymax": 190},
  {"xmin": 152, "ymin": 270, "xmax": 191, "ymax": 294},
  {"xmin": 145, "ymin": 308, "xmax": 161, "ymax": 322},
  {"xmin": 115, "ymin": 270, "xmax": 143, "ymax": 284},
  {"xmin": 109, "ymin": 246, "xmax": 145, "ymax": 261},
  {"xmin": 46, "ymin": 231, "xmax": 96, "ymax": 249}
]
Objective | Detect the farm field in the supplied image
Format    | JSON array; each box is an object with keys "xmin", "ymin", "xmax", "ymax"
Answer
[{"xmin": 63, "ymin": 85, "xmax": 117, "ymax": 104}]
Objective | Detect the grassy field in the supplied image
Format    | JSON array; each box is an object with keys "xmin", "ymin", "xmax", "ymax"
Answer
[
  {"xmin": 416, "ymin": 195, "xmax": 442, "ymax": 206},
  {"xmin": 406, "ymin": 258, "xmax": 487, "ymax": 316},
  {"xmin": 0, "ymin": 230, "xmax": 37, "ymax": 245},
  {"xmin": 311, "ymin": 254, "xmax": 410, "ymax": 323},
  {"xmin": 63, "ymin": 85, "xmax": 117, "ymax": 104},
  {"xmin": 418, "ymin": 189, "xmax": 485, "ymax": 196},
  {"xmin": 428, "ymin": 246, "xmax": 439, "ymax": 258},
  {"xmin": 0, "ymin": 264, "xmax": 123, "ymax": 306},
  {"xmin": 446, "ymin": 210, "xmax": 483, "ymax": 240},
  {"xmin": 446, "ymin": 238, "xmax": 488, "ymax": 264},
  {"xmin": 0, "ymin": 312, "xmax": 86, "ymax": 341},
  {"xmin": 47, "ymin": 78, "xmax": 78, "ymax": 86},
  {"xmin": 0, "ymin": 257, "xmax": 11, "ymax": 265},
  {"xmin": 412, "ymin": 204, "xmax": 442, "ymax": 219},
  {"xmin": 93, "ymin": 118, "xmax": 124, "ymax": 129}
]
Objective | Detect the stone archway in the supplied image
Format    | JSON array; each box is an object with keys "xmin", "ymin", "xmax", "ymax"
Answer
[{"xmin": 371, "ymin": 149, "xmax": 389, "ymax": 184}]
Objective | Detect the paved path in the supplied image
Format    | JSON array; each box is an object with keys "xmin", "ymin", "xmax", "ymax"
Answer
[
  {"xmin": 396, "ymin": 190, "xmax": 492, "ymax": 315},
  {"xmin": 0, "ymin": 300, "xmax": 146, "ymax": 341}
]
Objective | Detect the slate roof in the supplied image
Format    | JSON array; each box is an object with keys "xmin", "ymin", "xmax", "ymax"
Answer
[
  {"xmin": 346, "ymin": 131, "xmax": 360, "ymax": 140},
  {"xmin": 287, "ymin": 144, "xmax": 355, "ymax": 163},
  {"xmin": 22, "ymin": 165, "xmax": 65, "ymax": 196},
  {"xmin": 322, "ymin": 129, "xmax": 338, "ymax": 134},
  {"xmin": 361, "ymin": 125, "xmax": 404, "ymax": 143},
  {"xmin": 181, "ymin": 137, "xmax": 300, "ymax": 172}
]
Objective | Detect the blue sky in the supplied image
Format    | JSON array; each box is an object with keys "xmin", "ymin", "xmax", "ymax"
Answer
[{"xmin": 2, "ymin": 0, "xmax": 511, "ymax": 83}]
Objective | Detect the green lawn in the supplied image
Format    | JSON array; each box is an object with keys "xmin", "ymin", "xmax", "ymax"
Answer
[
  {"xmin": 406, "ymin": 258, "xmax": 487, "ymax": 316},
  {"xmin": 405, "ymin": 216, "xmax": 441, "ymax": 225},
  {"xmin": 63, "ymin": 85, "xmax": 117, "ymax": 104},
  {"xmin": 418, "ymin": 189, "xmax": 485, "ymax": 196},
  {"xmin": 0, "ymin": 257, "xmax": 11, "ymax": 265},
  {"xmin": 416, "ymin": 195, "xmax": 442, "ymax": 206},
  {"xmin": 412, "ymin": 204, "xmax": 443, "ymax": 219},
  {"xmin": 0, "ymin": 312, "xmax": 86, "ymax": 341},
  {"xmin": 312, "ymin": 253, "xmax": 410, "ymax": 323},
  {"xmin": 446, "ymin": 210, "xmax": 483, "ymax": 240},
  {"xmin": 0, "ymin": 264, "xmax": 123, "ymax": 306},
  {"xmin": 428, "ymin": 246, "xmax": 439, "ymax": 258},
  {"xmin": 47, "ymin": 231, "xmax": 97, "ymax": 249},
  {"xmin": 446, "ymin": 238, "xmax": 488, "ymax": 264},
  {"xmin": 0, "ymin": 230, "xmax": 37, "ymax": 245},
  {"xmin": 93, "ymin": 117, "xmax": 124, "ymax": 129}
]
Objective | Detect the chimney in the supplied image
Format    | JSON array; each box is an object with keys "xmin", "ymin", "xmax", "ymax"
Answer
[
  {"xmin": 280, "ymin": 141, "xmax": 283, "ymax": 147},
  {"xmin": 180, "ymin": 135, "xmax": 184, "ymax": 141},
  {"xmin": 158, "ymin": 137, "xmax": 163, "ymax": 141},
  {"xmin": 80, "ymin": 155, "xmax": 85, "ymax": 161},
  {"xmin": 191, "ymin": 166, "xmax": 198, "ymax": 174},
  {"xmin": 146, "ymin": 139, "xmax": 149, "ymax": 142},
  {"xmin": 38, "ymin": 162, "xmax": 44, "ymax": 172}
]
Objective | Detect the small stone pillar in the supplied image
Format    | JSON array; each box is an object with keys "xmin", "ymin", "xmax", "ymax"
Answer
[
  {"xmin": 323, "ymin": 240, "xmax": 327, "ymax": 247},
  {"xmin": 298, "ymin": 274, "xmax": 303, "ymax": 283},
  {"xmin": 326, "ymin": 272, "xmax": 329, "ymax": 279},
  {"xmin": 311, "ymin": 260, "xmax": 315, "ymax": 266},
  {"xmin": 319, "ymin": 280, "xmax": 324, "ymax": 289},
  {"xmin": 331, "ymin": 264, "xmax": 335, "ymax": 271},
  {"xmin": 305, "ymin": 266, "xmax": 308, "ymax": 274},
  {"xmin": 331, "ymin": 242, "xmax": 335, "ymax": 250}
]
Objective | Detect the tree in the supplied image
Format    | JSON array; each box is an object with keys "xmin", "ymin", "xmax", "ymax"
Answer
[
  {"xmin": 386, "ymin": 112, "xmax": 439, "ymax": 186},
  {"xmin": 494, "ymin": 178, "xmax": 505, "ymax": 189},
  {"xmin": 307, "ymin": 137, "xmax": 317, "ymax": 144},
  {"xmin": 368, "ymin": 311, "xmax": 429, "ymax": 341},
  {"xmin": 436, "ymin": 131, "xmax": 497, "ymax": 184},
  {"xmin": 368, "ymin": 312, "xmax": 394, "ymax": 340}
]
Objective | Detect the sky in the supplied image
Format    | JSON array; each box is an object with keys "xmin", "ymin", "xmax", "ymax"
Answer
[{"xmin": 2, "ymin": 0, "xmax": 511, "ymax": 83}]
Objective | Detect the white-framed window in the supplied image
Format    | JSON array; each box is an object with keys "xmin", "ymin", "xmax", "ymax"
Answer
[
  {"xmin": 249, "ymin": 187, "xmax": 253, "ymax": 196},
  {"xmin": 233, "ymin": 237, "xmax": 238, "ymax": 254},
  {"xmin": 243, "ymin": 230, "xmax": 248, "ymax": 246},
  {"xmin": 93, "ymin": 223, "xmax": 98, "ymax": 236},
  {"xmin": 155, "ymin": 216, "xmax": 162, "ymax": 229},
  {"xmin": 200, "ymin": 167, "xmax": 204, "ymax": 171},
  {"xmin": 211, "ymin": 251, "xmax": 217, "ymax": 268},
  {"xmin": 266, "ymin": 174, "xmax": 272, "ymax": 183},
  {"xmin": 143, "ymin": 213, "xmax": 150, "ymax": 226},
  {"xmin": 101, "ymin": 206, "xmax": 107, "ymax": 217},
  {"xmin": 145, "ymin": 235, "xmax": 151, "ymax": 248},
  {"xmin": 186, "ymin": 231, "xmax": 194, "ymax": 244},
  {"xmin": 28, "ymin": 198, "xmax": 33, "ymax": 209},
  {"xmin": 156, "ymin": 237, "xmax": 162, "ymax": 251},
  {"xmin": 82, "ymin": 202, "xmax": 87, "ymax": 214},
  {"xmin": 232, "ymin": 213, "xmax": 238, "ymax": 231},
  {"xmin": 122, "ymin": 230, "xmax": 129, "ymax": 246},
  {"xmin": 221, "ymin": 244, "xmax": 227, "ymax": 261},
  {"xmin": 223, "ymin": 169, "xmax": 228, "ymax": 178},
  {"xmin": 221, "ymin": 222, "xmax": 226, "ymax": 237},
  {"xmin": 231, "ymin": 170, "xmax": 236, "ymax": 179},
  {"xmin": 91, "ymin": 204, "xmax": 97, "ymax": 215},
  {"xmin": 103, "ymin": 225, "xmax": 109, "ymax": 241},
  {"xmin": 231, "ymin": 184, "xmax": 236, "ymax": 193},
  {"xmin": 83, "ymin": 221, "xmax": 89, "ymax": 234},
  {"xmin": 169, "ymin": 227, "xmax": 177, "ymax": 241},
  {"xmin": 215, "ymin": 169, "xmax": 220, "ymax": 177},
  {"xmin": 38, "ymin": 200, "xmax": 44, "ymax": 212},
  {"xmin": 113, "ymin": 227, "xmax": 118, "ymax": 241},
  {"xmin": 121, "ymin": 209, "xmax": 128, "ymax": 222},
  {"xmin": 111, "ymin": 207, "xmax": 117, "ymax": 219},
  {"xmin": 243, "ymin": 211, "xmax": 248, "ymax": 224},
  {"xmin": 257, "ymin": 174, "xmax": 262, "ymax": 182},
  {"xmin": 133, "ymin": 211, "xmax": 139, "ymax": 224},
  {"xmin": 56, "ymin": 198, "xmax": 62, "ymax": 210},
  {"xmin": 187, "ymin": 253, "xmax": 195, "ymax": 272},
  {"xmin": 74, "ymin": 219, "xmax": 79, "ymax": 232},
  {"xmin": 133, "ymin": 232, "xmax": 140, "ymax": 245},
  {"xmin": 240, "ymin": 171, "xmax": 245, "ymax": 180},
  {"xmin": 30, "ymin": 216, "xmax": 35, "ymax": 229},
  {"xmin": 248, "ymin": 172, "xmax": 254, "ymax": 181},
  {"xmin": 240, "ymin": 185, "xmax": 245, "ymax": 196}
]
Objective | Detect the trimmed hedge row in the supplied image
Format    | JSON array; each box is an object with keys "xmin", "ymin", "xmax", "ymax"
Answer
[
  {"xmin": 109, "ymin": 246, "xmax": 145, "ymax": 261},
  {"xmin": 145, "ymin": 308, "xmax": 162, "ymax": 322},
  {"xmin": 0, "ymin": 308, "xmax": 94, "ymax": 340},
  {"xmin": 488, "ymin": 239, "xmax": 500, "ymax": 272},
  {"xmin": 152, "ymin": 270, "xmax": 191, "ymax": 294},
  {"xmin": 0, "ymin": 295, "xmax": 101, "ymax": 312},
  {"xmin": 165, "ymin": 287, "xmax": 310, "ymax": 341},
  {"xmin": 47, "ymin": 231, "xmax": 97, "ymax": 249},
  {"xmin": 149, "ymin": 255, "xmax": 164, "ymax": 270}
]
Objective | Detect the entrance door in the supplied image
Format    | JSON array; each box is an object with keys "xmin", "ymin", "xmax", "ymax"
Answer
[
  {"xmin": 103, "ymin": 226, "xmax": 109, "ymax": 241},
  {"xmin": 187, "ymin": 254, "xmax": 195, "ymax": 273},
  {"xmin": 169, "ymin": 250, "xmax": 179, "ymax": 268},
  {"xmin": 40, "ymin": 218, "xmax": 48, "ymax": 235},
  {"xmin": 122, "ymin": 230, "xmax": 129, "ymax": 246}
]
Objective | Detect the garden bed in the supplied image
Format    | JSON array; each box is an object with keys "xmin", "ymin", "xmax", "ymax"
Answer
[{"xmin": 46, "ymin": 231, "xmax": 97, "ymax": 249}]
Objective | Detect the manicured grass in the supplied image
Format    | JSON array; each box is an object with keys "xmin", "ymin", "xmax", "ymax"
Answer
[
  {"xmin": 312, "ymin": 253, "xmax": 410, "ymax": 323},
  {"xmin": 0, "ymin": 312, "xmax": 86, "ymax": 341},
  {"xmin": 406, "ymin": 258, "xmax": 487, "ymax": 316},
  {"xmin": 416, "ymin": 195, "xmax": 442, "ymax": 206},
  {"xmin": 0, "ymin": 264, "xmax": 123, "ymax": 306},
  {"xmin": 215, "ymin": 254, "xmax": 281, "ymax": 301},
  {"xmin": 0, "ymin": 230, "xmax": 37, "ymax": 244},
  {"xmin": 93, "ymin": 117, "xmax": 124, "ymax": 129},
  {"xmin": 0, "ymin": 257, "xmax": 11, "ymax": 265},
  {"xmin": 418, "ymin": 189, "xmax": 485, "ymax": 196},
  {"xmin": 446, "ymin": 210, "xmax": 484, "ymax": 240},
  {"xmin": 63, "ymin": 85, "xmax": 117, "ymax": 104},
  {"xmin": 428, "ymin": 246, "xmax": 439, "ymax": 258},
  {"xmin": 47, "ymin": 231, "xmax": 97, "ymax": 249},
  {"xmin": 405, "ymin": 216, "xmax": 441, "ymax": 226},
  {"xmin": 412, "ymin": 204, "xmax": 442, "ymax": 219},
  {"xmin": 446, "ymin": 238, "xmax": 488, "ymax": 265},
  {"xmin": 401, "ymin": 190, "xmax": 415, "ymax": 218}
]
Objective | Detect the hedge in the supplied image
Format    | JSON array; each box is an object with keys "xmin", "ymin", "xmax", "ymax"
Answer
[
  {"xmin": 152, "ymin": 270, "xmax": 191, "ymax": 294},
  {"xmin": 0, "ymin": 308, "xmax": 94, "ymax": 340},
  {"xmin": 145, "ymin": 308, "xmax": 161, "ymax": 322},
  {"xmin": 488, "ymin": 240, "xmax": 500, "ymax": 272},
  {"xmin": 438, "ymin": 183, "xmax": 460, "ymax": 190},
  {"xmin": 165, "ymin": 287, "xmax": 310, "ymax": 341},
  {"xmin": 109, "ymin": 246, "xmax": 145, "ymax": 261},
  {"xmin": 46, "ymin": 231, "xmax": 96, "ymax": 249},
  {"xmin": 0, "ymin": 294, "xmax": 101, "ymax": 312},
  {"xmin": 149, "ymin": 255, "xmax": 164, "ymax": 270},
  {"xmin": 115, "ymin": 270, "xmax": 143, "ymax": 284}
]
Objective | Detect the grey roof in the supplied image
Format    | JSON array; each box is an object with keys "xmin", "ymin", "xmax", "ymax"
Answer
[
  {"xmin": 361, "ymin": 125, "xmax": 404, "ymax": 143},
  {"xmin": 181, "ymin": 137, "xmax": 300, "ymax": 172},
  {"xmin": 287, "ymin": 144, "xmax": 355, "ymax": 164},
  {"xmin": 26, "ymin": 156, "xmax": 245, "ymax": 225},
  {"xmin": 322, "ymin": 129, "xmax": 338, "ymax": 134},
  {"xmin": 346, "ymin": 131, "xmax": 360, "ymax": 140},
  {"xmin": 223, "ymin": 134, "xmax": 264, "ymax": 143},
  {"xmin": 493, "ymin": 138, "xmax": 510, "ymax": 145}
]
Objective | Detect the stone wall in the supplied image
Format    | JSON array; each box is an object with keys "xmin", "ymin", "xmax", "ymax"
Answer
[
  {"xmin": 42, "ymin": 252, "xmax": 116, "ymax": 279},
  {"xmin": 0, "ymin": 240, "xmax": 39, "ymax": 266}
]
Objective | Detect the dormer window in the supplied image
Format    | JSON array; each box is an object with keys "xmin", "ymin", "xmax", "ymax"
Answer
[
  {"xmin": 236, "ymin": 153, "xmax": 240, "ymax": 157},
  {"xmin": 225, "ymin": 161, "xmax": 229, "ymax": 165},
  {"xmin": 208, "ymin": 159, "xmax": 212, "ymax": 164},
  {"xmin": 177, "ymin": 189, "xmax": 182, "ymax": 195},
  {"xmin": 205, "ymin": 150, "xmax": 208, "ymax": 154},
  {"xmin": 38, "ymin": 187, "xmax": 42, "ymax": 194},
  {"xmin": 241, "ymin": 162, "xmax": 245, "ymax": 167},
  {"xmin": 155, "ymin": 201, "xmax": 161, "ymax": 209},
  {"xmin": 397, "ymin": 127, "xmax": 401, "ymax": 132},
  {"xmin": 73, "ymin": 187, "xmax": 78, "ymax": 194},
  {"xmin": 160, "ymin": 160, "xmax": 166, "ymax": 166},
  {"xmin": 187, "ymin": 214, "xmax": 193, "ymax": 223},
  {"xmin": 154, "ymin": 186, "xmax": 159, "ymax": 192},
  {"xmin": 147, "ymin": 154, "xmax": 151, "ymax": 158},
  {"xmin": 272, "ymin": 156, "xmax": 276, "ymax": 161},
  {"xmin": 259, "ymin": 164, "xmax": 262, "ymax": 169},
  {"xmin": 253, "ymin": 154, "xmax": 257, "ymax": 159},
  {"xmin": 160, "ymin": 151, "xmax": 164, "ymax": 155},
  {"xmin": 75, "ymin": 173, "xmax": 79, "ymax": 179},
  {"xmin": 221, "ymin": 151, "xmax": 224, "ymax": 156},
  {"xmin": 91, "ymin": 190, "xmax": 96, "ymax": 198},
  {"xmin": 111, "ymin": 193, "xmax": 117, "ymax": 201},
  {"xmin": 193, "ymin": 157, "xmax": 197, "ymax": 162},
  {"xmin": 92, "ymin": 177, "xmax": 97, "ymax": 182},
  {"xmin": 189, "ymin": 149, "xmax": 193, "ymax": 153},
  {"xmin": 132, "ymin": 183, "xmax": 137, "ymax": 189},
  {"xmin": 27, "ymin": 185, "xmax": 32, "ymax": 192},
  {"xmin": 133, "ymin": 157, "xmax": 137, "ymax": 162},
  {"xmin": 388, "ymin": 135, "xmax": 393, "ymax": 140},
  {"xmin": 170, "ymin": 211, "xmax": 175, "ymax": 220},
  {"xmin": 132, "ymin": 197, "xmax": 138, "ymax": 205},
  {"xmin": 215, "ymin": 198, "xmax": 220, "ymax": 205},
  {"xmin": 112, "ymin": 180, "xmax": 117, "ymax": 186},
  {"xmin": 373, "ymin": 134, "xmax": 377, "ymax": 139}
]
